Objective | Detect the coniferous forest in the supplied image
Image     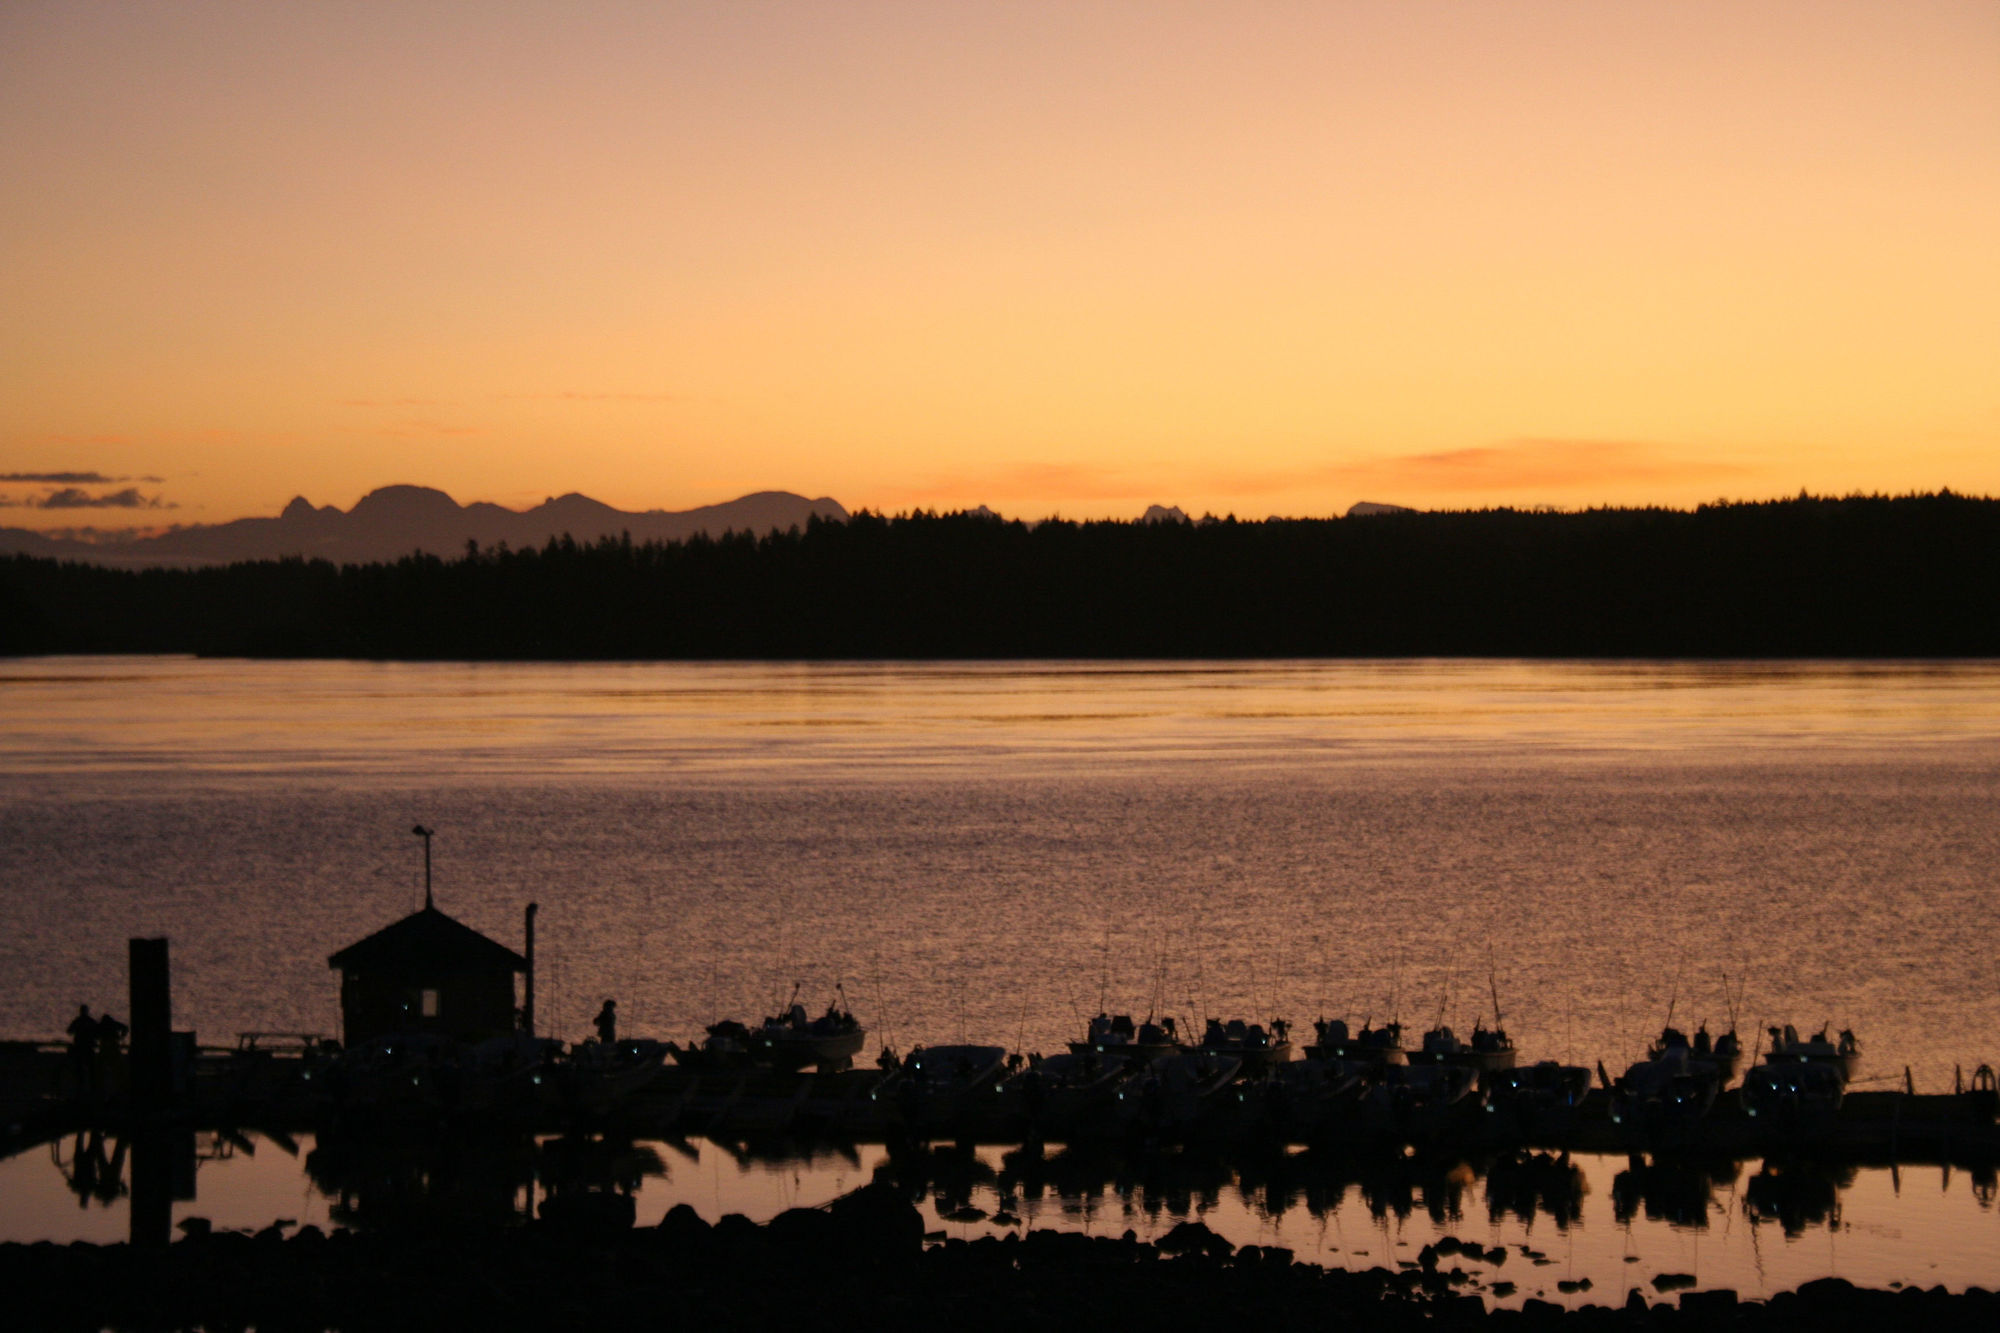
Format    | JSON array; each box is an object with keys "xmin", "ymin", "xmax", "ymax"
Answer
[{"xmin": 3, "ymin": 493, "xmax": 1996, "ymax": 659}]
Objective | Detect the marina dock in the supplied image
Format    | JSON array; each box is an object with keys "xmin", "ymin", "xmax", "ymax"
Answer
[{"xmin": 6, "ymin": 1039, "xmax": 1996, "ymax": 1166}]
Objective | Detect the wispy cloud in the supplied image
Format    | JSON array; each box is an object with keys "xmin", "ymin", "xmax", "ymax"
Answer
[
  {"xmin": 3, "ymin": 486, "xmax": 177, "ymax": 510},
  {"xmin": 2, "ymin": 470, "xmax": 164, "ymax": 484},
  {"xmin": 495, "ymin": 391, "xmax": 680, "ymax": 403},
  {"xmin": 28, "ymin": 523, "xmax": 189, "ymax": 543},
  {"xmin": 377, "ymin": 419, "xmax": 483, "ymax": 438},
  {"xmin": 1292, "ymin": 438, "xmax": 1761, "ymax": 495},
  {"xmin": 871, "ymin": 440, "xmax": 1759, "ymax": 513}
]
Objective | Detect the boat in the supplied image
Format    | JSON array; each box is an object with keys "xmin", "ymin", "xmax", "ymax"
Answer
[
  {"xmin": 1112, "ymin": 1050, "xmax": 1242, "ymax": 1134},
  {"xmin": 1485, "ymin": 1060, "xmax": 1592, "ymax": 1134},
  {"xmin": 997, "ymin": 1050, "xmax": 1139, "ymax": 1135},
  {"xmin": 538, "ymin": 1037, "xmax": 670, "ymax": 1115},
  {"xmin": 1648, "ymin": 1024, "xmax": 1743, "ymax": 1086},
  {"xmin": 1067, "ymin": 1012, "xmax": 1181, "ymax": 1062},
  {"xmin": 1761, "ymin": 1024, "xmax": 1860, "ymax": 1083},
  {"xmin": 1356, "ymin": 1061, "xmax": 1479, "ymax": 1134},
  {"xmin": 1253, "ymin": 1055, "xmax": 1368, "ymax": 1137},
  {"xmin": 747, "ymin": 992, "xmax": 867, "ymax": 1072},
  {"xmin": 1741, "ymin": 1059, "xmax": 1846, "ymax": 1129},
  {"xmin": 1303, "ymin": 1017, "xmax": 1406, "ymax": 1065},
  {"xmin": 670, "ymin": 1019, "xmax": 758, "ymax": 1070},
  {"xmin": 872, "ymin": 1043, "xmax": 1009, "ymax": 1126},
  {"xmin": 1195, "ymin": 1017, "xmax": 1292, "ymax": 1072},
  {"xmin": 1409, "ymin": 1021, "xmax": 1516, "ymax": 1076},
  {"xmin": 1608, "ymin": 1046, "xmax": 1722, "ymax": 1132}
]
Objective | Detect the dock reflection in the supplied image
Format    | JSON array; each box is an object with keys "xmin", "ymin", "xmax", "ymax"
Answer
[{"xmin": 8, "ymin": 1127, "xmax": 1984, "ymax": 1256}]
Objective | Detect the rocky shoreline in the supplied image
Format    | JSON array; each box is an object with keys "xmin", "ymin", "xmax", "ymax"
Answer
[{"xmin": 5, "ymin": 1185, "xmax": 1994, "ymax": 1331}]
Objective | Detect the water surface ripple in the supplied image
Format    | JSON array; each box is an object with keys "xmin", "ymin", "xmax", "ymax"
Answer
[{"xmin": 2, "ymin": 657, "xmax": 1998, "ymax": 1090}]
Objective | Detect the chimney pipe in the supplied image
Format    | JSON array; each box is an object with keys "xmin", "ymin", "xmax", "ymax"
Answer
[{"xmin": 522, "ymin": 902, "xmax": 538, "ymax": 1036}]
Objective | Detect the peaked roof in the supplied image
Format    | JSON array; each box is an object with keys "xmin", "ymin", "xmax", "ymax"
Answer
[{"xmin": 327, "ymin": 905, "xmax": 526, "ymax": 974}]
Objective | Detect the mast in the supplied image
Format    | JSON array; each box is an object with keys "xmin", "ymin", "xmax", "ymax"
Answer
[
  {"xmin": 412, "ymin": 824, "xmax": 434, "ymax": 909},
  {"xmin": 522, "ymin": 902, "xmax": 538, "ymax": 1036}
]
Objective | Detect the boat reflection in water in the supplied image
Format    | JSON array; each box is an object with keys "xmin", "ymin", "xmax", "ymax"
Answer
[
  {"xmin": 1742, "ymin": 1159, "xmax": 1855, "ymax": 1237},
  {"xmin": 1611, "ymin": 1154, "xmax": 1743, "ymax": 1229},
  {"xmin": 10, "ymin": 1128, "xmax": 2000, "ymax": 1309},
  {"xmin": 304, "ymin": 1129, "xmax": 670, "ymax": 1232},
  {"xmin": 306, "ymin": 1130, "xmax": 537, "ymax": 1231}
]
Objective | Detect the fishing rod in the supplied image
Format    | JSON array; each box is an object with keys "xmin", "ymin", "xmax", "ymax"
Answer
[
  {"xmin": 1097, "ymin": 922, "xmax": 1112, "ymax": 1016},
  {"xmin": 1432, "ymin": 961, "xmax": 1455, "ymax": 1032},
  {"xmin": 1487, "ymin": 951, "xmax": 1506, "ymax": 1033},
  {"xmin": 1662, "ymin": 952, "xmax": 1686, "ymax": 1033}
]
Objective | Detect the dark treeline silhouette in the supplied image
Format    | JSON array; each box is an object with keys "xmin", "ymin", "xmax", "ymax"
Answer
[{"xmin": 4, "ymin": 493, "xmax": 1997, "ymax": 658}]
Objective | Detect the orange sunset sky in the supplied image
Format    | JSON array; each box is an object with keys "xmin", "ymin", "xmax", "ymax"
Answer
[{"xmin": 3, "ymin": 1, "xmax": 1997, "ymax": 531}]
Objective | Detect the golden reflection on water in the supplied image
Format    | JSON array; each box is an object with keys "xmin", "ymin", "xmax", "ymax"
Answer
[
  {"xmin": 1, "ymin": 1133, "xmax": 1993, "ymax": 1309},
  {"xmin": 6, "ymin": 657, "xmax": 2000, "ymax": 780}
]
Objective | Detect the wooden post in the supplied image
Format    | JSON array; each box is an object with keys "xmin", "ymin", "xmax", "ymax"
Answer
[{"xmin": 128, "ymin": 938, "xmax": 171, "ymax": 1114}]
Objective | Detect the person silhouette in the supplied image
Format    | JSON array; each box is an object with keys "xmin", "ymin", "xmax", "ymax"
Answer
[
  {"xmin": 593, "ymin": 999, "xmax": 617, "ymax": 1045},
  {"xmin": 66, "ymin": 1006, "xmax": 98, "ymax": 1095},
  {"xmin": 96, "ymin": 1012, "xmax": 128, "ymax": 1057}
]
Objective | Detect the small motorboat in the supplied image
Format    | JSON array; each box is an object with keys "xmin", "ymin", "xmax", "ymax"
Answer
[
  {"xmin": 670, "ymin": 1019, "xmax": 757, "ymax": 1070},
  {"xmin": 1304, "ymin": 1017, "xmax": 1406, "ymax": 1066},
  {"xmin": 1761, "ymin": 1024, "xmax": 1860, "ymax": 1084},
  {"xmin": 1113, "ymin": 1050, "xmax": 1242, "ymax": 1134},
  {"xmin": 996, "ymin": 1050, "xmax": 1138, "ymax": 1134},
  {"xmin": 1485, "ymin": 1060, "xmax": 1592, "ymax": 1133},
  {"xmin": 1742, "ymin": 1059, "xmax": 1846, "ymax": 1129},
  {"xmin": 1357, "ymin": 1061, "xmax": 1479, "ymax": 1134},
  {"xmin": 1648, "ymin": 1023, "xmax": 1743, "ymax": 1086},
  {"xmin": 1196, "ymin": 1017, "xmax": 1292, "ymax": 1072},
  {"xmin": 748, "ymin": 991, "xmax": 868, "ymax": 1072},
  {"xmin": 1410, "ymin": 1021, "xmax": 1516, "ymax": 1076},
  {"xmin": 1253, "ymin": 1055, "xmax": 1368, "ymax": 1137},
  {"xmin": 1068, "ymin": 1012, "xmax": 1181, "ymax": 1062},
  {"xmin": 1609, "ymin": 1046, "xmax": 1721, "ymax": 1131},
  {"xmin": 872, "ymin": 1043, "xmax": 1009, "ymax": 1126},
  {"xmin": 539, "ymin": 1037, "xmax": 671, "ymax": 1115}
]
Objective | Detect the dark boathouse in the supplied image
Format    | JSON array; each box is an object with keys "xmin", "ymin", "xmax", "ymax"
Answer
[{"xmin": 327, "ymin": 905, "xmax": 527, "ymax": 1047}]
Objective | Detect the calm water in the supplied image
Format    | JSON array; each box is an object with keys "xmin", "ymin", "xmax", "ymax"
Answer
[
  {"xmin": 3, "ymin": 657, "xmax": 1997, "ymax": 1081},
  {"xmin": 4, "ymin": 655, "xmax": 1999, "ymax": 1290},
  {"xmin": 3, "ymin": 1133, "xmax": 1995, "ymax": 1309}
]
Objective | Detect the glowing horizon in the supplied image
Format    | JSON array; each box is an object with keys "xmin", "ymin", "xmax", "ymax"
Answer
[{"xmin": 4, "ymin": 2, "xmax": 1997, "ymax": 531}]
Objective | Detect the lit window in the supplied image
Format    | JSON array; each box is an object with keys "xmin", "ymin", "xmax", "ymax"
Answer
[{"xmin": 420, "ymin": 989, "xmax": 440, "ymax": 1018}]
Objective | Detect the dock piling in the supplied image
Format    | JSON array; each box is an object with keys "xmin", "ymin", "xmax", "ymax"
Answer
[{"xmin": 128, "ymin": 938, "xmax": 172, "ymax": 1115}]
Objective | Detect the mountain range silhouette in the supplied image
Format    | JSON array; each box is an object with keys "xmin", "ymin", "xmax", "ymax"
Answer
[{"xmin": 0, "ymin": 485, "xmax": 848, "ymax": 568}]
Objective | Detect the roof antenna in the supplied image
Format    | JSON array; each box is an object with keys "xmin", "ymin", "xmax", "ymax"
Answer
[{"xmin": 412, "ymin": 825, "xmax": 434, "ymax": 909}]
